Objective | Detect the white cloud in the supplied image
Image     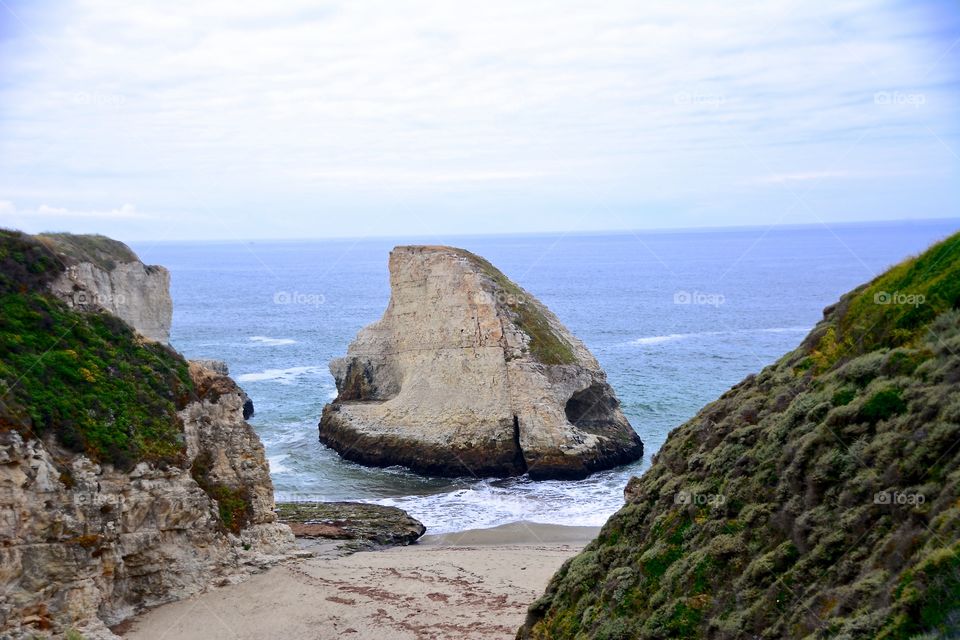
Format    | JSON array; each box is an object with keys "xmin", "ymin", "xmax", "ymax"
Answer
[
  {"xmin": 754, "ymin": 171, "xmax": 855, "ymax": 185},
  {"xmin": 2, "ymin": 202, "xmax": 150, "ymax": 220},
  {"xmin": 303, "ymin": 168, "xmax": 549, "ymax": 186},
  {"xmin": 0, "ymin": 0, "xmax": 957, "ymax": 238}
]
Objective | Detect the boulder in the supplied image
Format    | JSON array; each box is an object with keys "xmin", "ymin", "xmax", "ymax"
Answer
[{"xmin": 319, "ymin": 245, "xmax": 642, "ymax": 480}]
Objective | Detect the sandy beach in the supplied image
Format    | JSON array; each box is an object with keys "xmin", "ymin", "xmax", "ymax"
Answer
[{"xmin": 121, "ymin": 522, "xmax": 598, "ymax": 640}]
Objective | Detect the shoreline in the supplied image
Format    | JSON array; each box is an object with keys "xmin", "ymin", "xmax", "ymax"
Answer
[
  {"xmin": 123, "ymin": 521, "xmax": 597, "ymax": 639},
  {"xmin": 419, "ymin": 521, "xmax": 601, "ymax": 545}
]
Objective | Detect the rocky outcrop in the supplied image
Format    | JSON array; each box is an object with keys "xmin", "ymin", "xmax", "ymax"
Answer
[
  {"xmin": 276, "ymin": 502, "xmax": 426, "ymax": 547},
  {"xmin": 519, "ymin": 233, "xmax": 960, "ymax": 639},
  {"xmin": 0, "ymin": 229, "xmax": 293, "ymax": 639},
  {"xmin": 319, "ymin": 245, "xmax": 642, "ymax": 480},
  {"xmin": 0, "ymin": 362, "xmax": 293, "ymax": 640},
  {"xmin": 190, "ymin": 359, "xmax": 255, "ymax": 419},
  {"xmin": 40, "ymin": 233, "xmax": 173, "ymax": 343}
]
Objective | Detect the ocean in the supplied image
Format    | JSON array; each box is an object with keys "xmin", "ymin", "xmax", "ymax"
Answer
[{"xmin": 131, "ymin": 219, "xmax": 958, "ymax": 534}]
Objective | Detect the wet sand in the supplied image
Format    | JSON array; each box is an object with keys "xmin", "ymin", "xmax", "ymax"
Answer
[{"xmin": 122, "ymin": 522, "xmax": 598, "ymax": 640}]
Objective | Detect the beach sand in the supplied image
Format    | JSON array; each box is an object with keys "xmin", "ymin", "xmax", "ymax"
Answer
[{"xmin": 121, "ymin": 522, "xmax": 598, "ymax": 640}]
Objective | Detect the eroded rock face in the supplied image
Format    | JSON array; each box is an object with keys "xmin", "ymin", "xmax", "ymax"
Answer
[
  {"xmin": 190, "ymin": 359, "xmax": 255, "ymax": 418},
  {"xmin": 319, "ymin": 245, "xmax": 642, "ymax": 480},
  {"xmin": 40, "ymin": 233, "xmax": 173, "ymax": 343},
  {"xmin": 0, "ymin": 363, "xmax": 294, "ymax": 639}
]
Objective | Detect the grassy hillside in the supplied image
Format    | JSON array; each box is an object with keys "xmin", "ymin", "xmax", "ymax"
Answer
[
  {"xmin": 0, "ymin": 229, "xmax": 193, "ymax": 470},
  {"xmin": 0, "ymin": 228, "xmax": 261, "ymax": 533},
  {"xmin": 36, "ymin": 232, "xmax": 140, "ymax": 270},
  {"xmin": 520, "ymin": 232, "xmax": 960, "ymax": 639}
]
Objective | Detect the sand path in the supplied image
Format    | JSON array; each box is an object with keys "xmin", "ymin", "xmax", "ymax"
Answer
[{"xmin": 123, "ymin": 523, "xmax": 596, "ymax": 640}]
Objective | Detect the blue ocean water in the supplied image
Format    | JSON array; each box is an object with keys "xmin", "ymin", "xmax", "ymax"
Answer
[{"xmin": 131, "ymin": 220, "xmax": 958, "ymax": 534}]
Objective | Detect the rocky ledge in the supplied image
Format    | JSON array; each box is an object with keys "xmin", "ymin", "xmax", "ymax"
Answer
[
  {"xmin": 276, "ymin": 502, "xmax": 426, "ymax": 547},
  {"xmin": 319, "ymin": 245, "xmax": 642, "ymax": 480}
]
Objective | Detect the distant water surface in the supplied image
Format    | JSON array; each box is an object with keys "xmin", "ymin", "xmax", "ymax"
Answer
[{"xmin": 132, "ymin": 220, "xmax": 958, "ymax": 533}]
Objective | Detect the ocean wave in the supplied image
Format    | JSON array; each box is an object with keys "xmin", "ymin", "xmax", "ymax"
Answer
[
  {"xmin": 629, "ymin": 326, "xmax": 809, "ymax": 346},
  {"xmin": 369, "ymin": 477, "xmax": 628, "ymax": 534},
  {"xmin": 268, "ymin": 454, "xmax": 291, "ymax": 474},
  {"xmin": 630, "ymin": 331, "xmax": 720, "ymax": 345},
  {"xmin": 236, "ymin": 366, "xmax": 322, "ymax": 384},
  {"xmin": 249, "ymin": 336, "xmax": 297, "ymax": 346}
]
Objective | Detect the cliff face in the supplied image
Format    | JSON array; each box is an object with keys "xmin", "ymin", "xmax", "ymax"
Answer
[
  {"xmin": 319, "ymin": 245, "xmax": 642, "ymax": 480},
  {"xmin": 0, "ymin": 230, "xmax": 293, "ymax": 639},
  {"xmin": 520, "ymin": 233, "xmax": 960, "ymax": 639},
  {"xmin": 39, "ymin": 233, "xmax": 173, "ymax": 343}
]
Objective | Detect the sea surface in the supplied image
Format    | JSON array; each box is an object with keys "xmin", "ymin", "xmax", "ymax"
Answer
[{"xmin": 132, "ymin": 220, "xmax": 958, "ymax": 534}]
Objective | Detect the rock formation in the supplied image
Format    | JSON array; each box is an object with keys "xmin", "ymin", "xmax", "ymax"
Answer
[
  {"xmin": 0, "ymin": 230, "xmax": 293, "ymax": 639},
  {"xmin": 40, "ymin": 233, "xmax": 173, "ymax": 343},
  {"xmin": 191, "ymin": 359, "xmax": 255, "ymax": 419},
  {"xmin": 276, "ymin": 502, "xmax": 426, "ymax": 547},
  {"xmin": 319, "ymin": 245, "xmax": 642, "ymax": 480},
  {"xmin": 519, "ymin": 232, "xmax": 960, "ymax": 639}
]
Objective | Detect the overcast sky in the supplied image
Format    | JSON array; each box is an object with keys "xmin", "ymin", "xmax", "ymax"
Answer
[{"xmin": 0, "ymin": 0, "xmax": 958, "ymax": 240}]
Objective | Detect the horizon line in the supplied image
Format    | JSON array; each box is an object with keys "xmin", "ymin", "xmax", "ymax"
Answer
[{"xmin": 111, "ymin": 215, "xmax": 960, "ymax": 244}]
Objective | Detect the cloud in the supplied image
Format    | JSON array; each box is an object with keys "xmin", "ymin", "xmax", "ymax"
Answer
[
  {"xmin": 2, "ymin": 202, "xmax": 150, "ymax": 220},
  {"xmin": 0, "ymin": 0, "xmax": 957, "ymax": 238},
  {"xmin": 303, "ymin": 168, "xmax": 549, "ymax": 186},
  {"xmin": 753, "ymin": 171, "xmax": 855, "ymax": 185}
]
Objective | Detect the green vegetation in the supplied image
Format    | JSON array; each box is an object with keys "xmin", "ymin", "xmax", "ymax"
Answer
[
  {"xmin": 521, "ymin": 233, "xmax": 960, "ymax": 639},
  {"xmin": 0, "ymin": 229, "xmax": 251, "ymax": 533},
  {"xmin": 0, "ymin": 230, "xmax": 192, "ymax": 469},
  {"xmin": 191, "ymin": 451, "xmax": 252, "ymax": 534},
  {"xmin": 809, "ymin": 232, "xmax": 960, "ymax": 372},
  {"xmin": 449, "ymin": 247, "xmax": 577, "ymax": 365},
  {"xmin": 36, "ymin": 232, "xmax": 139, "ymax": 270},
  {"xmin": 859, "ymin": 387, "xmax": 907, "ymax": 424},
  {"xmin": 0, "ymin": 229, "xmax": 64, "ymax": 293}
]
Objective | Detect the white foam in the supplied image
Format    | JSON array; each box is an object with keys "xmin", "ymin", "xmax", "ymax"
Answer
[
  {"xmin": 370, "ymin": 478, "xmax": 627, "ymax": 534},
  {"xmin": 249, "ymin": 336, "xmax": 297, "ymax": 346},
  {"xmin": 236, "ymin": 366, "xmax": 321, "ymax": 384},
  {"xmin": 630, "ymin": 327, "xmax": 809, "ymax": 346},
  {"xmin": 630, "ymin": 332, "xmax": 719, "ymax": 345},
  {"xmin": 268, "ymin": 454, "xmax": 291, "ymax": 474},
  {"xmin": 759, "ymin": 326, "xmax": 809, "ymax": 333}
]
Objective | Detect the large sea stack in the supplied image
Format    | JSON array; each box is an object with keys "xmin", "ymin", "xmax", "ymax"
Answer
[{"xmin": 319, "ymin": 245, "xmax": 643, "ymax": 480}]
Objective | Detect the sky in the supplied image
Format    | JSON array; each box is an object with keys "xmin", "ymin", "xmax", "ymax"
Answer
[{"xmin": 0, "ymin": 0, "xmax": 958, "ymax": 241}]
